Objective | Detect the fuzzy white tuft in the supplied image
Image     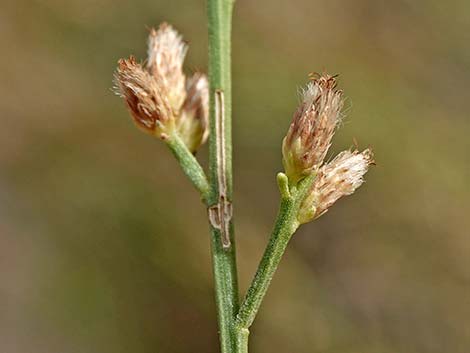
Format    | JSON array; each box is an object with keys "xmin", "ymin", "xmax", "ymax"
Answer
[
  {"xmin": 298, "ymin": 148, "xmax": 374, "ymax": 224},
  {"xmin": 147, "ymin": 23, "xmax": 188, "ymax": 113}
]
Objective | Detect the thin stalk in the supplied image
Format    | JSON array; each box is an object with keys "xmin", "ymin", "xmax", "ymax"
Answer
[
  {"xmin": 235, "ymin": 174, "xmax": 316, "ymax": 352},
  {"xmin": 207, "ymin": 0, "xmax": 239, "ymax": 353},
  {"xmin": 236, "ymin": 194, "xmax": 297, "ymax": 329},
  {"xmin": 166, "ymin": 133, "xmax": 211, "ymax": 202}
]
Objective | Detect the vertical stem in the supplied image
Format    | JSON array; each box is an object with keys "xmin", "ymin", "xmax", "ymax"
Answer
[
  {"xmin": 208, "ymin": 223, "xmax": 239, "ymax": 353},
  {"xmin": 208, "ymin": 0, "xmax": 234, "ymax": 193},
  {"xmin": 207, "ymin": 0, "xmax": 239, "ymax": 352}
]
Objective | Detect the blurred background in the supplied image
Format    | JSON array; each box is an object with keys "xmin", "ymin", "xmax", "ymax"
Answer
[{"xmin": 1, "ymin": 0, "xmax": 470, "ymax": 352}]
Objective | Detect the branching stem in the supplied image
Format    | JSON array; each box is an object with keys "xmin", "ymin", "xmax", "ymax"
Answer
[{"xmin": 167, "ymin": 4, "xmax": 315, "ymax": 353}]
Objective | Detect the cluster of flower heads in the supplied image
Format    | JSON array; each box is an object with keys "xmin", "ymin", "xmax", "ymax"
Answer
[
  {"xmin": 113, "ymin": 23, "xmax": 373, "ymax": 223},
  {"xmin": 114, "ymin": 23, "xmax": 209, "ymax": 153},
  {"xmin": 282, "ymin": 74, "xmax": 374, "ymax": 224}
]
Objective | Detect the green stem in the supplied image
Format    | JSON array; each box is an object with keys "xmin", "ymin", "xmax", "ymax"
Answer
[
  {"xmin": 235, "ymin": 174, "xmax": 315, "ymax": 352},
  {"xmin": 167, "ymin": 129, "xmax": 239, "ymax": 353},
  {"xmin": 207, "ymin": 0, "xmax": 239, "ymax": 352},
  {"xmin": 236, "ymin": 196, "xmax": 297, "ymax": 329},
  {"xmin": 208, "ymin": 221, "xmax": 239, "ymax": 353},
  {"xmin": 236, "ymin": 326, "xmax": 249, "ymax": 353},
  {"xmin": 166, "ymin": 133, "xmax": 211, "ymax": 202},
  {"xmin": 207, "ymin": 0, "xmax": 234, "ymax": 195}
]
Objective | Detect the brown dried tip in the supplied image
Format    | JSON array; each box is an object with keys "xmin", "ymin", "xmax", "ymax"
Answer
[
  {"xmin": 114, "ymin": 56, "xmax": 173, "ymax": 138},
  {"xmin": 282, "ymin": 73, "xmax": 343, "ymax": 184},
  {"xmin": 298, "ymin": 148, "xmax": 374, "ymax": 224},
  {"xmin": 147, "ymin": 23, "xmax": 188, "ymax": 113},
  {"xmin": 177, "ymin": 73, "xmax": 209, "ymax": 153}
]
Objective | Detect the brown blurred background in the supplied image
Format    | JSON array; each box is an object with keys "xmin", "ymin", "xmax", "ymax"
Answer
[{"xmin": 1, "ymin": 0, "xmax": 470, "ymax": 352}]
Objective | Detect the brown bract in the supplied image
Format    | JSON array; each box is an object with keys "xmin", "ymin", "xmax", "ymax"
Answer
[{"xmin": 115, "ymin": 56, "xmax": 173, "ymax": 138}]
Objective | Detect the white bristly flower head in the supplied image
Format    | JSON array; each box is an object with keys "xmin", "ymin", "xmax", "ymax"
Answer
[
  {"xmin": 147, "ymin": 23, "xmax": 188, "ymax": 114},
  {"xmin": 177, "ymin": 73, "xmax": 209, "ymax": 153},
  {"xmin": 282, "ymin": 73, "xmax": 343, "ymax": 184},
  {"xmin": 298, "ymin": 148, "xmax": 374, "ymax": 224}
]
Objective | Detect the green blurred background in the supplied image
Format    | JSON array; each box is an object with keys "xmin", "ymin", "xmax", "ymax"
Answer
[{"xmin": 2, "ymin": 0, "xmax": 470, "ymax": 352}]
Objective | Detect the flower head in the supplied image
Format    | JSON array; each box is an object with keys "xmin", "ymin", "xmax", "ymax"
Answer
[
  {"xmin": 114, "ymin": 23, "xmax": 209, "ymax": 151},
  {"xmin": 177, "ymin": 73, "xmax": 209, "ymax": 153},
  {"xmin": 298, "ymin": 148, "xmax": 374, "ymax": 224},
  {"xmin": 114, "ymin": 56, "xmax": 173, "ymax": 138},
  {"xmin": 282, "ymin": 73, "xmax": 343, "ymax": 184}
]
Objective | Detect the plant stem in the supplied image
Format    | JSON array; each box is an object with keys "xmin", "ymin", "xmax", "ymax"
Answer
[
  {"xmin": 235, "ymin": 174, "xmax": 315, "ymax": 352},
  {"xmin": 208, "ymin": 222, "xmax": 239, "ymax": 353},
  {"xmin": 207, "ymin": 0, "xmax": 239, "ymax": 352},
  {"xmin": 166, "ymin": 133, "xmax": 211, "ymax": 202},
  {"xmin": 236, "ymin": 195, "xmax": 297, "ymax": 329},
  {"xmin": 167, "ymin": 129, "xmax": 239, "ymax": 353},
  {"xmin": 207, "ymin": 0, "xmax": 233, "ymax": 194}
]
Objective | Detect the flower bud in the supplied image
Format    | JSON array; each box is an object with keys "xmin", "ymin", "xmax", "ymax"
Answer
[
  {"xmin": 147, "ymin": 23, "xmax": 188, "ymax": 114},
  {"xmin": 114, "ymin": 56, "xmax": 174, "ymax": 139},
  {"xmin": 177, "ymin": 73, "xmax": 209, "ymax": 153},
  {"xmin": 298, "ymin": 148, "xmax": 374, "ymax": 224},
  {"xmin": 282, "ymin": 74, "xmax": 343, "ymax": 184}
]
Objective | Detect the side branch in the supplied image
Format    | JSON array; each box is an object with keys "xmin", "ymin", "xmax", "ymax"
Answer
[
  {"xmin": 235, "ymin": 174, "xmax": 316, "ymax": 352},
  {"xmin": 166, "ymin": 133, "xmax": 211, "ymax": 202}
]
